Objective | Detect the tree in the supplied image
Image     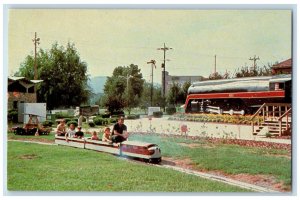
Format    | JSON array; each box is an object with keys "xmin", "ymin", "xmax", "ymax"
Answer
[
  {"xmin": 16, "ymin": 42, "xmax": 90, "ymax": 109},
  {"xmin": 140, "ymin": 82, "xmax": 165, "ymax": 113},
  {"xmin": 182, "ymin": 81, "xmax": 191, "ymax": 99},
  {"xmin": 101, "ymin": 64, "xmax": 144, "ymax": 114},
  {"xmin": 234, "ymin": 64, "xmax": 272, "ymax": 78},
  {"xmin": 167, "ymin": 82, "xmax": 181, "ymax": 106}
]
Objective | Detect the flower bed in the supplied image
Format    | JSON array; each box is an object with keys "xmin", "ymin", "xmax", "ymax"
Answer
[{"xmin": 168, "ymin": 113, "xmax": 263, "ymax": 125}]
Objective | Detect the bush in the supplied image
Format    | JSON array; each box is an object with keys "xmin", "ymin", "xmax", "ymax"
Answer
[
  {"xmin": 153, "ymin": 111, "xmax": 163, "ymax": 118},
  {"xmin": 101, "ymin": 113, "xmax": 110, "ymax": 118},
  {"xmin": 55, "ymin": 112, "xmax": 73, "ymax": 119},
  {"xmin": 109, "ymin": 118, "xmax": 118, "ymax": 124},
  {"xmin": 93, "ymin": 117, "xmax": 106, "ymax": 126},
  {"xmin": 88, "ymin": 122, "xmax": 95, "ymax": 127},
  {"xmin": 67, "ymin": 120, "xmax": 78, "ymax": 127},
  {"xmin": 166, "ymin": 107, "xmax": 176, "ymax": 115},
  {"xmin": 111, "ymin": 111, "xmax": 125, "ymax": 117},
  {"xmin": 42, "ymin": 120, "xmax": 53, "ymax": 127},
  {"xmin": 8, "ymin": 109, "xmax": 18, "ymax": 123}
]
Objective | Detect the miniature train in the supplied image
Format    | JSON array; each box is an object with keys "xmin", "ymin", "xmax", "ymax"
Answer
[
  {"xmin": 55, "ymin": 135, "xmax": 162, "ymax": 164},
  {"xmin": 184, "ymin": 74, "xmax": 291, "ymax": 115}
]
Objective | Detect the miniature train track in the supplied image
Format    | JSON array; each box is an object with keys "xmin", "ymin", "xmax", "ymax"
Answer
[{"xmin": 121, "ymin": 157, "xmax": 280, "ymax": 193}]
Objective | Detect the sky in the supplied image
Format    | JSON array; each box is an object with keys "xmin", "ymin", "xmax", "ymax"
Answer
[{"xmin": 8, "ymin": 9, "xmax": 292, "ymax": 84}]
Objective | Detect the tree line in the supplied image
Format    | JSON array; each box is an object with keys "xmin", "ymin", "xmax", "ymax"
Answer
[{"xmin": 15, "ymin": 42, "xmax": 278, "ymax": 111}]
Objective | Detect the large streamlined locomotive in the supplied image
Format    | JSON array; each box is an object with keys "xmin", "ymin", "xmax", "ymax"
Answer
[{"xmin": 184, "ymin": 74, "xmax": 291, "ymax": 115}]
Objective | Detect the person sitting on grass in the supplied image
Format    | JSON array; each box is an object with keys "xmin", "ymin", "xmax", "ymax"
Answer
[
  {"xmin": 65, "ymin": 123, "xmax": 76, "ymax": 141},
  {"xmin": 56, "ymin": 119, "xmax": 66, "ymax": 136},
  {"xmin": 111, "ymin": 116, "xmax": 128, "ymax": 143},
  {"xmin": 91, "ymin": 131, "xmax": 99, "ymax": 140},
  {"xmin": 102, "ymin": 127, "xmax": 112, "ymax": 143},
  {"xmin": 74, "ymin": 126, "xmax": 84, "ymax": 139}
]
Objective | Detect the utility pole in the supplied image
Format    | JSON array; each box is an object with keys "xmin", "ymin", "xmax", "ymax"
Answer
[
  {"xmin": 147, "ymin": 60, "xmax": 156, "ymax": 106},
  {"xmin": 249, "ymin": 55, "xmax": 260, "ymax": 71},
  {"xmin": 157, "ymin": 43, "xmax": 172, "ymax": 99},
  {"xmin": 214, "ymin": 55, "xmax": 217, "ymax": 78},
  {"xmin": 32, "ymin": 32, "xmax": 40, "ymax": 80}
]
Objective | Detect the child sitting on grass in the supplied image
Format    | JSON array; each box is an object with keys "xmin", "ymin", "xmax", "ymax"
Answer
[{"xmin": 91, "ymin": 131, "xmax": 99, "ymax": 140}]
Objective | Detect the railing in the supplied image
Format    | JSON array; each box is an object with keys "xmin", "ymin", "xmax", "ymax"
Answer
[
  {"xmin": 251, "ymin": 103, "xmax": 291, "ymax": 134},
  {"xmin": 278, "ymin": 108, "xmax": 292, "ymax": 136}
]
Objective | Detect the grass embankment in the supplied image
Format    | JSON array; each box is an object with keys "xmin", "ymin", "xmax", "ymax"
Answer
[
  {"xmin": 130, "ymin": 134, "xmax": 291, "ymax": 190},
  {"xmin": 7, "ymin": 141, "xmax": 249, "ymax": 192}
]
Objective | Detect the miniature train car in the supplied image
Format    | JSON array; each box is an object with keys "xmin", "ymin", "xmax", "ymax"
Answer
[{"xmin": 55, "ymin": 135, "xmax": 162, "ymax": 163}]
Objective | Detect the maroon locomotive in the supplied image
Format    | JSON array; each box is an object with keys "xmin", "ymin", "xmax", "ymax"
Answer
[{"xmin": 184, "ymin": 74, "xmax": 291, "ymax": 115}]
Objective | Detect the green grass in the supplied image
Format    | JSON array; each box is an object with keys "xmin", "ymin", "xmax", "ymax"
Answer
[
  {"xmin": 130, "ymin": 134, "xmax": 291, "ymax": 188},
  {"xmin": 7, "ymin": 141, "xmax": 249, "ymax": 192},
  {"xmin": 7, "ymin": 131, "xmax": 55, "ymax": 142}
]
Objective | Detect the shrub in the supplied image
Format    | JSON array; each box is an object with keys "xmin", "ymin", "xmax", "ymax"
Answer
[
  {"xmin": 153, "ymin": 111, "xmax": 163, "ymax": 118},
  {"xmin": 88, "ymin": 122, "xmax": 95, "ymax": 127},
  {"xmin": 67, "ymin": 120, "xmax": 78, "ymax": 127},
  {"xmin": 111, "ymin": 111, "xmax": 125, "ymax": 117},
  {"xmin": 93, "ymin": 117, "xmax": 109, "ymax": 126},
  {"xmin": 101, "ymin": 113, "xmax": 110, "ymax": 118},
  {"xmin": 265, "ymin": 132, "xmax": 272, "ymax": 138},
  {"xmin": 55, "ymin": 112, "xmax": 73, "ymax": 119},
  {"xmin": 42, "ymin": 120, "xmax": 53, "ymax": 127},
  {"xmin": 166, "ymin": 107, "xmax": 176, "ymax": 115},
  {"xmin": 109, "ymin": 118, "xmax": 118, "ymax": 124},
  {"xmin": 8, "ymin": 109, "xmax": 18, "ymax": 123}
]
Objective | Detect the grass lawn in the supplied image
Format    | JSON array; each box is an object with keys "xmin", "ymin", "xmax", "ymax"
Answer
[
  {"xmin": 130, "ymin": 134, "xmax": 291, "ymax": 190},
  {"xmin": 7, "ymin": 131, "xmax": 291, "ymax": 191},
  {"xmin": 7, "ymin": 141, "xmax": 249, "ymax": 192}
]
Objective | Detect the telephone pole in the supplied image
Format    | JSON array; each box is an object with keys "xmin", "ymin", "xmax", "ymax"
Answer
[
  {"xmin": 214, "ymin": 55, "xmax": 217, "ymax": 77},
  {"xmin": 147, "ymin": 60, "xmax": 156, "ymax": 106},
  {"xmin": 249, "ymin": 55, "xmax": 260, "ymax": 71},
  {"xmin": 157, "ymin": 43, "xmax": 172, "ymax": 98},
  {"xmin": 32, "ymin": 32, "xmax": 40, "ymax": 80}
]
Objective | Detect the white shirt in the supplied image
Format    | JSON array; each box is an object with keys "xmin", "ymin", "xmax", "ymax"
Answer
[{"xmin": 67, "ymin": 129, "xmax": 76, "ymax": 137}]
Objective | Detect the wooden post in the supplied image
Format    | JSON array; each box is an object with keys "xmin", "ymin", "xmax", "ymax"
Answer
[{"xmin": 279, "ymin": 120, "xmax": 282, "ymax": 136}]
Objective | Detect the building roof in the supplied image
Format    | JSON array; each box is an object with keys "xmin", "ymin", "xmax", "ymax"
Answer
[
  {"xmin": 8, "ymin": 76, "xmax": 43, "ymax": 84},
  {"xmin": 272, "ymin": 58, "xmax": 292, "ymax": 69}
]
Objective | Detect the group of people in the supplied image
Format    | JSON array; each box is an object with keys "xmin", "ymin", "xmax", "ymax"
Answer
[{"xmin": 56, "ymin": 116, "xmax": 129, "ymax": 143}]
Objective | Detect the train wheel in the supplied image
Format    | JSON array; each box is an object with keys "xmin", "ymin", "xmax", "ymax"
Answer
[{"xmin": 149, "ymin": 158, "xmax": 161, "ymax": 164}]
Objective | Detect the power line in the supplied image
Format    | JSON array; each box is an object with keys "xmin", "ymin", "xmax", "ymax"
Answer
[
  {"xmin": 157, "ymin": 43, "xmax": 172, "ymax": 99},
  {"xmin": 249, "ymin": 55, "xmax": 260, "ymax": 71}
]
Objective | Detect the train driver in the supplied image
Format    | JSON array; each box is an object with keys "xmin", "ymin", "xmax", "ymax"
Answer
[{"xmin": 111, "ymin": 116, "xmax": 128, "ymax": 143}]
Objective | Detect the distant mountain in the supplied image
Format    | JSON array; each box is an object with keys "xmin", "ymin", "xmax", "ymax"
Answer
[{"xmin": 88, "ymin": 76, "xmax": 108, "ymax": 94}]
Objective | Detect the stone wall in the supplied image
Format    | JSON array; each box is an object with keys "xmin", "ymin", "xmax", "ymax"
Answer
[{"xmin": 7, "ymin": 92, "xmax": 37, "ymax": 110}]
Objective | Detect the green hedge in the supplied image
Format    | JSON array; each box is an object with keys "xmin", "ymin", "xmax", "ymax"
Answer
[
  {"xmin": 42, "ymin": 120, "xmax": 53, "ymax": 127},
  {"xmin": 153, "ymin": 111, "xmax": 163, "ymax": 118},
  {"xmin": 8, "ymin": 110, "xmax": 18, "ymax": 123},
  {"xmin": 55, "ymin": 112, "xmax": 74, "ymax": 119},
  {"xmin": 88, "ymin": 122, "xmax": 95, "ymax": 127},
  {"xmin": 166, "ymin": 107, "xmax": 176, "ymax": 115},
  {"xmin": 67, "ymin": 120, "xmax": 78, "ymax": 127}
]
